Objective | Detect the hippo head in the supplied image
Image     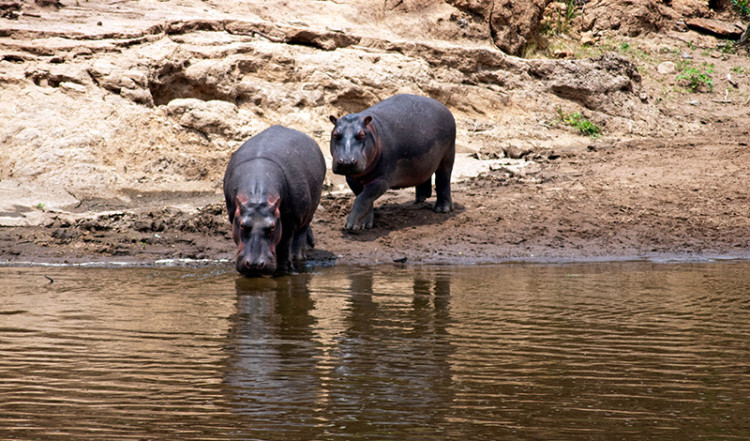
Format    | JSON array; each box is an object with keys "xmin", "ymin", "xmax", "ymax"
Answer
[
  {"xmin": 231, "ymin": 193, "xmax": 282, "ymax": 277},
  {"xmin": 329, "ymin": 114, "xmax": 376, "ymax": 176}
]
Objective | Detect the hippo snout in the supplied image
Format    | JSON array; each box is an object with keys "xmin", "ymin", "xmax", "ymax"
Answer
[
  {"xmin": 333, "ymin": 157, "xmax": 365, "ymax": 175},
  {"xmin": 236, "ymin": 256, "xmax": 276, "ymax": 276}
]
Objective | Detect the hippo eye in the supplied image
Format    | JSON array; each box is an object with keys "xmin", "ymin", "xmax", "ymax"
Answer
[
  {"xmin": 332, "ymin": 131, "xmax": 342, "ymax": 141},
  {"xmin": 355, "ymin": 130, "xmax": 365, "ymax": 140}
]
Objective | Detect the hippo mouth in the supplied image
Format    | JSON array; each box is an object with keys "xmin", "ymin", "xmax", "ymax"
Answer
[
  {"xmin": 332, "ymin": 160, "xmax": 366, "ymax": 176},
  {"xmin": 236, "ymin": 258, "xmax": 276, "ymax": 277}
]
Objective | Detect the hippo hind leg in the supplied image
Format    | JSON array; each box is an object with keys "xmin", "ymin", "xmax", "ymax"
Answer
[
  {"xmin": 433, "ymin": 155, "xmax": 453, "ymax": 213},
  {"xmin": 292, "ymin": 225, "xmax": 313, "ymax": 262},
  {"xmin": 415, "ymin": 177, "xmax": 432, "ymax": 203}
]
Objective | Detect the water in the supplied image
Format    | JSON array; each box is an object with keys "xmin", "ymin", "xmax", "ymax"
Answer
[{"xmin": 1, "ymin": 262, "xmax": 749, "ymax": 440}]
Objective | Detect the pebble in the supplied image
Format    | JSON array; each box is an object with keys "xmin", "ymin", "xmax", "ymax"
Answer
[{"xmin": 657, "ymin": 61, "xmax": 676, "ymax": 75}]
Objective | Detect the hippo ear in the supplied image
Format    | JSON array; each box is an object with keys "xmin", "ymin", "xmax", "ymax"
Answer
[
  {"xmin": 234, "ymin": 195, "xmax": 246, "ymax": 215},
  {"xmin": 363, "ymin": 115, "xmax": 373, "ymax": 127},
  {"xmin": 233, "ymin": 200, "xmax": 242, "ymax": 221},
  {"xmin": 267, "ymin": 194, "xmax": 281, "ymax": 217},
  {"xmin": 329, "ymin": 115, "xmax": 338, "ymax": 125}
]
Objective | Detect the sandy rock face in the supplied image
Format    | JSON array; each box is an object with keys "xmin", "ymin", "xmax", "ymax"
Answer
[
  {"xmin": 585, "ymin": 0, "xmax": 665, "ymax": 36},
  {"xmin": 490, "ymin": 0, "xmax": 551, "ymax": 55},
  {"xmin": 0, "ymin": 0, "xmax": 664, "ymax": 225},
  {"xmin": 449, "ymin": 0, "xmax": 551, "ymax": 56}
]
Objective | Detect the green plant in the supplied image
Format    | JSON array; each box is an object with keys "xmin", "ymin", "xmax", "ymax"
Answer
[
  {"xmin": 720, "ymin": 42, "xmax": 737, "ymax": 54},
  {"xmin": 677, "ymin": 64, "xmax": 714, "ymax": 92},
  {"xmin": 732, "ymin": 65, "xmax": 749, "ymax": 74},
  {"xmin": 620, "ymin": 42, "xmax": 630, "ymax": 51},
  {"xmin": 556, "ymin": 106, "xmax": 602, "ymax": 138},
  {"xmin": 544, "ymin": 0, "xmax": 582, "ymax": 36},
  {"xmin": 35, "ymin": 203, "xmax": 46, "ymax": 210},
  {"xmin": 732, "ymin": 0, "xmax": 750, "ymax": 19}
]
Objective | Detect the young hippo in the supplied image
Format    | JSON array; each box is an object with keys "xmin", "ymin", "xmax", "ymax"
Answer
[
  {"xmin": 223, "ymin": 125, "xmax": 326, "ymax": 276},
  {"xmin": 329, "ymin": 94, "xmax": 456, "ymax": 230}
]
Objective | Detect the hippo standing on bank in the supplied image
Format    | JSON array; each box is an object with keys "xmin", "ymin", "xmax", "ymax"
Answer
[
  {"xmin": 329, "ymin": 94, "xmax": 456, "ymax": 230},
  {"xmin": 223, "ymin": 125, "xmax": 326, "ymax": 276}
]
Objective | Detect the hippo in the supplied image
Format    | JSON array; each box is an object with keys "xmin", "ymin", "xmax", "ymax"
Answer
[
  {"xmin": 223, "ymin": 125, "xmax": 326, "ymax": 276},
  {"xmin": 329, "ymin": 94, "xmax": 456, "ymax": 230}
]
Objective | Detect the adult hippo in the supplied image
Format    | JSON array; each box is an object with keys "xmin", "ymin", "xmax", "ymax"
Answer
[
  {"xmin": 223, "ymin": 125, "xmax": 326, "ymax": 276},
  {"xmin": 329, "ymin": 94, "xmax": 456, "ymax": 230}
]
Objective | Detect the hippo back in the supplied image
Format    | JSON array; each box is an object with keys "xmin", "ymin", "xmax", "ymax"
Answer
[
  {"xmin": 224, "ymin": 125, "xmax": 326, "ymax": 228},
  {"xmin": 365, "ymin": 94, "xmax": 456, "ymax": 160}
]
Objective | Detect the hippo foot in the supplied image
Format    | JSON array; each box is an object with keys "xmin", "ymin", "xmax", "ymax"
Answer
[
  {"xmin": 433, "ymin": 200, "xmax": 452, "ymax": 213},
  {"xmin": 344, "ymin": 220, "xmax": 373, "ymax": 231},
  {"xmin": 345, "ymin": 208, "xmax": 374, "ymax": 230}
]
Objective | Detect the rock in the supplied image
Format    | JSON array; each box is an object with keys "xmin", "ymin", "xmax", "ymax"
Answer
[
  {"xmin": 285, "ymin": 28, "xmax": 360, "ymax": 50},
  {"xmin": 34, "ymin": 0, "xmax": 62, "ymax": 8},
  {"xmin": 685, "ymin": 18, "xmax": 744, "ymax": 39},
  {"xmin": 0, "ymin": 0, "xmax": 21, "ymax": 19},
  {"xmin": 121, "ymin": 87, "xmax": 154, "ymax": 106},
  {"xmin": 528, "ymin": 53, "xmax": 640, "ymax": 111},
  {"xmin": 446, "ymin": 0, "xmax": 550, "ymax": 55},
  {"xmin": 490, "ymin": 0, "xmax": 551, "ymax": 55},
  {"xmin": 447, "ymin": 0, "xmax": 491, "ymax": 16},
  {"xmin": 582, "ymin": 0, "xmax": 664, "ymax": 37},
  {"xmin": 657, "ymin": 61, "xmax": 676, "ymax": 75},
  {"xmin": 504, "ymin": 145, "xmax": 532, "ymax": 159},
  {"xmin": 165, "ymin": 98, "xmax": 248, "ymax": 140},
  {"xmin": 59, "ymin": 81, "xmax": 87, "ymax": 94},
  {"xmin": 88, "ymin": 62, "xmax": 154, "ymax": 104},
  {"xmin": 52, "ymin": 228, "xmax": 78, "ymax": 240},
  {"xmin": 581, "ymin": 31, "xmax": 597, "ymax": 46}
]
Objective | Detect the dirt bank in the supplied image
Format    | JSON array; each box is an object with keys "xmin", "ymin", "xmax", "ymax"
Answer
[
  {"xmin": 1, "ymin": 0, "xmax": 749, "ymax": 267},
  {"xmin": 3, "ymin": 129, "xmax": 749, "ymax": 266}
]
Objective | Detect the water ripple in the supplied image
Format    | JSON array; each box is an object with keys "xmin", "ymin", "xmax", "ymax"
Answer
[{"xmin": 1, "ymin": 263, "xmax": 749, "ymax": 440}]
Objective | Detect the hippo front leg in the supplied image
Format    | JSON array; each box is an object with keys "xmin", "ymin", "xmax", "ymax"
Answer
[
  {"xmin": 346, "ymin": 178, "xmax": 389, "ymax": 230},
  {"xmin": 276, "ymin": 234, "xmax": 294, "ymax": 273}
]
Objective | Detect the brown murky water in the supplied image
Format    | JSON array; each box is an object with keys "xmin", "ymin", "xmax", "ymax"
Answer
[{"xmin": 1, "ymin": 261, "xmax": 749, "ymax": 440}]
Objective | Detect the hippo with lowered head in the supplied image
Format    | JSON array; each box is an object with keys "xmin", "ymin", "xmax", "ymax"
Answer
[
  {"xmin": 329, "ymin": 94, "xmax": 456, "ymax": 230},
  {"xmin": 223, "ymin": 125, "xmax": 325, "ymax": 276}
]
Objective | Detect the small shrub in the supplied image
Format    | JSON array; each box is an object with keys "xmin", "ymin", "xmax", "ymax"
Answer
[
  {"xmin": 719, "ymin": 42, "xmax": 737, "ymax": 54},
  {"xmin": 677, "ymin": 64, "xmax": 714, "ymax": 92},
  {"xmin": 732, "ymin": 0, "xmax": 750, "ymax": 19},
  {"xmin": 556, "ymin": 107, "xmax": 602, "ymax": 138},
  {"xmin": 542, "ymin": 0, "xmax": 583, "ymax": 36}
]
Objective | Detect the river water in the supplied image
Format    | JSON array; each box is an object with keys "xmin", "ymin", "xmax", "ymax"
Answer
[{"xmin": 1, "ymin": 261, "xmax": 749, "ymax": 440}]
